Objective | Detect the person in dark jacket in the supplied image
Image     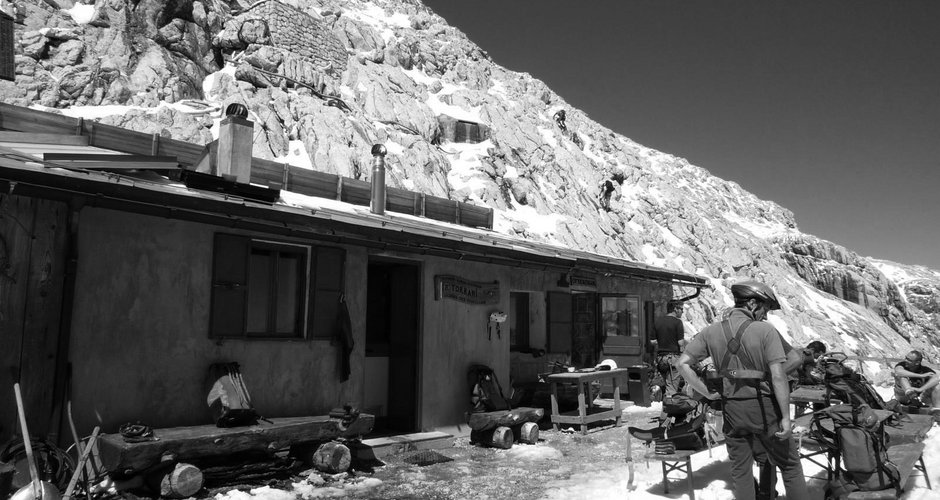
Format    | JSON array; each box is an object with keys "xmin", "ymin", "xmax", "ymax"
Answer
[
  {"xmin": 650, "ymin": 300, "xmax": 686, "ymax": 398},
  {"xmin": 676, "ymin": 280, "xmax": 807, "ymax": 500}
]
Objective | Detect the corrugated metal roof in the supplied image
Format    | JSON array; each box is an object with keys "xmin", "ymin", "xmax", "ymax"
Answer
[{"xmin": 0, "ymin": 116, "xmax": 707, "ymax": 288}]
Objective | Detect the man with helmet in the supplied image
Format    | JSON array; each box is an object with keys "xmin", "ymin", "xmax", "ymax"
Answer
[
  {"xmin": 894, "ymin": 349, "xmax": 940, "ymax": 408},
  {"xmin": 676, "ymin": 280, "xmax": 807, "ymax": 500}
]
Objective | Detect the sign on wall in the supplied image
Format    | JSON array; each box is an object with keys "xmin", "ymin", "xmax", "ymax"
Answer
[
  {"xmin": 569, "ymin": 274, "xmax": 597, "ymax": 292},
  {"xmin": 434, "ymin": 275, "xmax": 499, "ymax": 305}
]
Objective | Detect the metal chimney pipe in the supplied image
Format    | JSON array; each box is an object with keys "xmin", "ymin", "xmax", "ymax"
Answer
[{"xmin": 370, "ymin": 144, "xmax": 387, "ymax": 215}]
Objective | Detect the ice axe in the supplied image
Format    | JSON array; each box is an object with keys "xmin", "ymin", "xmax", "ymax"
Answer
[{"xmin": 11, "ymin": 382, "xmax": 62, "ymax": 500}]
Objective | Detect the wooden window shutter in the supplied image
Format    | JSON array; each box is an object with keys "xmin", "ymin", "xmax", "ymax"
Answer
[
  {"xmin": 210, "ymin": 233, "xmax": 250, "ymax": 338},
  {"xmin": 0, "ymin": 12, "xmax": 13, "ymax": 82},
  {"xmin": 546, "ymin": 291, "xmax": 572, "ymax": 354},
  {"xmin": 310, "ymin": 246, "xmax": 346, "ymax": 339},
  {"xmin": 468, "ymin": 123, "xmax": 481, "ymax": 143}
]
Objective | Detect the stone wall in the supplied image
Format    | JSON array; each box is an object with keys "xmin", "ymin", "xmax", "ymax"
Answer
[{"xmin": 219, "ymin": 0, "xmax": 348, "ymax": 75}]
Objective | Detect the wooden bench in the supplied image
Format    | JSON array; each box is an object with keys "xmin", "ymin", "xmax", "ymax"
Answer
[
  {"xmin": 97, "ymin": 414, "xmax": 374, "ymax": 473},
  {"xmin": 845, "ymin": 442, "xmax": 929, "ymax": 499}
]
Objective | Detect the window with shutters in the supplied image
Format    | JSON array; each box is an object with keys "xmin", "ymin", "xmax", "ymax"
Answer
[{"xmin": 210, "ymin": 234, "xmax": 345, "ymax": 340}]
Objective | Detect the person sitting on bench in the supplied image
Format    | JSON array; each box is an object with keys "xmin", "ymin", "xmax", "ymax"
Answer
[{"xmin": 894, "ymin": 350, "xmax": 940, "ymax": 409}]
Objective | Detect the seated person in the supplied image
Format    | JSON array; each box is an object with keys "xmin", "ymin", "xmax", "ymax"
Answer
[
  {"xmin": 793, "ymin": 341, "xmax": 827, "ymax": 387},
  {"xmin": 894, "ymin": 350, "xmax": 940, "ymax": 408}
]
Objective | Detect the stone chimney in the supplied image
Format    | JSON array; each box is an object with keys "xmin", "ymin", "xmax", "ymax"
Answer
[{"xmin": 218, "ymin": 103, "xmax": 253, "ymax": 183}]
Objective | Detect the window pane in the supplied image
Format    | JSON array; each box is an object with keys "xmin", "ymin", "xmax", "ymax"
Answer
[
  {"xmin": 626, "ymin": 297, "xmax": 640, "ymax": 337},
  {"xmin": 247, "ymin": 250, "xmax": 271, "ymax": 333},
  {"xmin": 601, "ymin": 296, "xmax": 640, "ymax": 337},
  {"xmin": 275, "ymin": 252, "xmax": 302, "ymax": 334}
]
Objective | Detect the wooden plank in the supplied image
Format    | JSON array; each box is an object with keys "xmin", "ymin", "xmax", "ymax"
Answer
[
  {"xmin": 43, "ymin": 153, "xmax": 177, "ymax": 163},
  {"xmin": 386, "ymin": 186, "xmax": 417, "ymax": 215},
  {"xmin": 19, "ymin": 197, "xmax": 68, "ymax": 440},
  {"xmin": 0, "ymin": 103, "xmax": 80, "ymax": 134},
  {"xmin": 339, "ymin": 177, "xmax": 371, "ymax": 206},
  {"xmin": 0, "ymin": 195, "xmax": 68, "ymax": 443},
  {"xmin": 423, "ymin": 196, "xmax": 458, "ymax": 223},
  {"xmin": 250, "ymin": 159, "xmax": 286, "ymax": 188},
  {"xmin": 0, "ymin": 195, "xmax": 31, "ymax": 445},
  {"xmin": 45, "ymin": 161, "xmax": 181, "ymax": 170},
  {"xmin": 96, "ymin": 414, "xmax": 375, "ymax": 472},
  {"xmin": 0, "ymin": 132, "xmax": 89, "ymax": 145},
  {"xmin": 287, "ymin": 168, "xmax": 340, "ymax": 199},
  {"xmin": 457, "ymin": 201, "xmax": 493, "ymax": 229}
]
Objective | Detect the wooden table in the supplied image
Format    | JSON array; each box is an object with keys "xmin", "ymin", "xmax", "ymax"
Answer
[{"xmin": 546, "ymin": 368, "xmax": 627, "ymax": 435}]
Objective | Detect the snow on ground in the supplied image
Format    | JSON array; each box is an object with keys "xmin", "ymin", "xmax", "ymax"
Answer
[
  {"xmin": 641, "ymin": 243, "xmax": 668, "ymax": 268},
  {"xmin": 442, "ymin": 140, "xmax": 493, "ymax": 193},
  {"xmin": 65, "ymin": 3, "xmax": 97, "ymax": 24},
  {"xmin": 722, "ymin": 211, "xmax": 791, "ymax": 239},
  {"xmin": 493, "ymin": 204, "xmax": 563, "ymax": 238},
  {"xmin": 208, "ymin": 393, "xmax": 940, "ymax": 499},
  {"xmin": 425, "ymin": 93, "xmax": 482, "ymax": 123}
]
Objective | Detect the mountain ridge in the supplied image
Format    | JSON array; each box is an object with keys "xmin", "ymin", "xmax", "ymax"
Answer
[{"xmin": 3, "ymin": 0, "xmax": 938, "ymax": 368}]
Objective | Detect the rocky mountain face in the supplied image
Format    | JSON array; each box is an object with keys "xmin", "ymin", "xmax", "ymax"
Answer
[{"xmin": 4, "ymin": 0, "xmax": 939, "ymax": 366}]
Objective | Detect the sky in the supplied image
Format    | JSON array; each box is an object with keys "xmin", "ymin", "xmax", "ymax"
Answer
[{"xmin": 422, "ymin": 0, "xmax": 940, "ymax": 270}]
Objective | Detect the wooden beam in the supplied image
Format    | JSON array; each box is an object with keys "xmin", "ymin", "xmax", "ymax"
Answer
[
  {"xmin": 42, "ymin": 153, "xmax": 177, "ymax": 162},
  {"xmin": 0, "ymin": 132, "xmax": 89, "ymax": 146},
  {"xmin": 44, "ymin": 161, "xmax": 181, "ymax": 170},
  {"xmin": 42, "ymin": 153, "xmax": 180, "ymax": 170}
]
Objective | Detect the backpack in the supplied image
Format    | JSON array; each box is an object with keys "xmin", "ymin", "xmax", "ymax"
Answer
[
  {"xmin": 468, "ymin": 364, "xmax": 511, "ymax": 413},
  {"xmin": 820, "ymin": 354, "xmax": 888, "ymax": 410},
  {"xmin": 811, "ymin": 403, "xmax": 900, "ymax": 493},
  {"xmin": 206, "ymin": 362, "xmax": 261, "ymax": 427}
]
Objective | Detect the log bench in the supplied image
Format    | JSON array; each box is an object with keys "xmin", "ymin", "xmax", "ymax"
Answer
[
  {"xmin": 467, "ymin": 408, "xmax": 543, "ymax": 449},
  {"xmin": 97, "ymin": 414, "xmax": 374, "ymax": 474}
]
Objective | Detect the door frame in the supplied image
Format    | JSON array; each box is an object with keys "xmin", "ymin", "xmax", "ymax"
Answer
[{"xmin": 365, "ymin": 256, "xmax": 423, "ymax": 432}]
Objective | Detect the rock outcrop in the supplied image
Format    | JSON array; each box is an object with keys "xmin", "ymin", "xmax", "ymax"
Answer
[{"xmin": 3, "ymin": 0, "xmax": 939, "ymax": 362}]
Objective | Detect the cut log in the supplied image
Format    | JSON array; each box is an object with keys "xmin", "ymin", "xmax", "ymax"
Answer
[
  {"xmin": 470, "ymin": 426, "xmax": 513, "ymax": 449},
  {"xmin": 467, "ymin": 407, "xmax": 544, "ymax": 432},
  {"xmin": 311, "ymin": 442, "xmax": 351, "ymax": 474},
  {"xmin": 148, "ymin": 463, "xmax": 203, "ymax": 499},
  {"xmin": 514, "ymin": 422, "xmax": 539, "ymax": 444}
]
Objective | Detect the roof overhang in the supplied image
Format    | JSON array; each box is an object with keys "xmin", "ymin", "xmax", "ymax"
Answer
[{"xmin": 0, "ymin": 146, "xmax": 707, "ymax": 289}]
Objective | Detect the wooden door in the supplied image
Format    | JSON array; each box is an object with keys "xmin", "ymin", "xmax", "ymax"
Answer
[
  {"xmin": 571, "ymin": 293, "xmax": 597, "ymax": 368},
  {"xmin": 365, "ymin": 261, "xmax": 420, "ymax": 433},
  {"xmin": 599, "ymin": 295, "xmax": 643, "ymax": 368}
]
